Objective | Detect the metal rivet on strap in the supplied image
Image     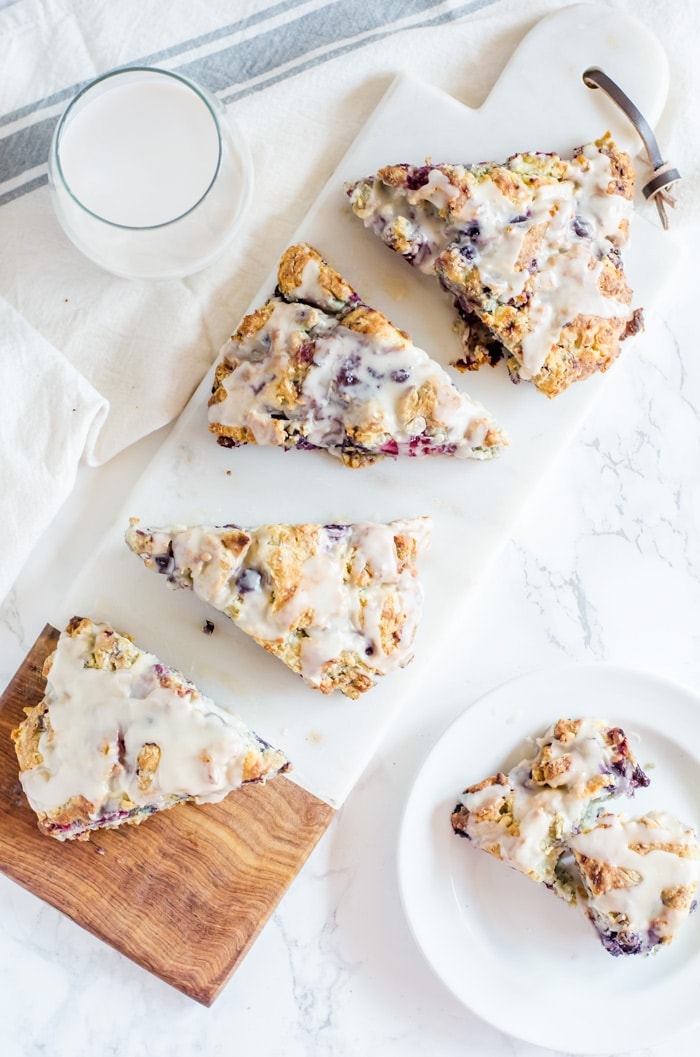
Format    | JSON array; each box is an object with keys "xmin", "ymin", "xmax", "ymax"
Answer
[{"xmin": 583, "ymin": 66, "xmax": 679, "ymax": 230}]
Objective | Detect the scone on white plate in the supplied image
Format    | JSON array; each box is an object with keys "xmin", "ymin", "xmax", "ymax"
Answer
[
  {"xmin": 566, "ymin": 810, "xmax": 700, "ymax": 956},
  {"xmin": 451, "ymin": 717, "xmax": 649, "ymax": 894}
]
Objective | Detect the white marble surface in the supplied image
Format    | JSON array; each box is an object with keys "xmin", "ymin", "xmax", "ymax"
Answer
[{"xmin": 2, "ymin": 223, "xmax": 700, "ymax": 1057}]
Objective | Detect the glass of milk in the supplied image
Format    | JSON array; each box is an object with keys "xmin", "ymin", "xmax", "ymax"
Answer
[{"xmin": 48, "ymin": 66, "xmax": 253, "ymax": 280}]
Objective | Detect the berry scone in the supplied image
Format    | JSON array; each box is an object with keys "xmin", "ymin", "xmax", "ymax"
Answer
[
  {"xmin": 11, "ymin": 616, "xmax": 289, "ymax": 842},
  {"xmin": 450, "ymin": 717, "xmax": 649, "ymax": 894},
  {"xmin": 347, "ymin": 133, "xmax": 644, "ymax": 397},
  {"xmin": 565, "ymin": 810, "xmax": 700, "ymax": 956},
  {"xmin": 125, "ymin": 516, "xmax": 431, "ymax": 699},
  {"xmin": 208, "ymin": 243, "xmax": 505, "ymax": 466}
]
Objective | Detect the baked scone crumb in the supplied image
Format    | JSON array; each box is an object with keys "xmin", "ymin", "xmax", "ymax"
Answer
[
  {"xmin": 208, "ymin": 243, "xmax": 505, "ymax": 463},
  {"xmin": 12, "ymin": 616, "xmax": 289, "ymax": 841},
  {"xmin": 347, "ymin": 133, "xmax": 643, "ymax": 397},
  {"xmin": 126, "ymin": 516, "xmax": 431, "ymax": 698}
]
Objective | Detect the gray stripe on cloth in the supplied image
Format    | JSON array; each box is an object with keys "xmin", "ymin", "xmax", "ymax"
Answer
[
  {"xmin": 219, "ymin": 0, "xmax": 499, "ymax": 104},
  {"xmin": 178, "ymin": 0, "xmax": 488, "ymax": 97},
  {"xmin": 0, "ymin": 0, "xmax": 500, "ymax": 208},
  {"xmin": 0, "ymin": 0, "xmax": 311, "ymax": 129}
]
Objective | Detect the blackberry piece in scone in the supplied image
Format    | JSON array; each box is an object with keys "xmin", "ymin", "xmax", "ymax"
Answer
[
  {"xmin": 208, "ymin": 243, "xmax": 505, "ymax": 466},
  {"xmin": 347, "ymin": 133, "xmax": 644, "ymax": 397},
  {"xmin": 450, "ymin": 717, "xmax": 649, "ymax": 894},
  {"xmin": 566, "ymin": 810, "xmax": 700, "ymax": 956},
  {"xmin": 125, "ymin": 516, "xmax": 431, "ymax": 699},
  {"xmin": 11, "ymin": 616, "xmax": 290, "ymax": 842}
]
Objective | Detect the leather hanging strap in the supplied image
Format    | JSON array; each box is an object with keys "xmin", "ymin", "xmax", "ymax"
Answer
[{"xmin": 583, "ymin": 66, "xmax": 680, "ymax": 229}]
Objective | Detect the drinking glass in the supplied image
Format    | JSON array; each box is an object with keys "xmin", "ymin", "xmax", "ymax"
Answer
[{"xmin": 48, "ymin": 66, "xmax": 253, "ymax": 280}]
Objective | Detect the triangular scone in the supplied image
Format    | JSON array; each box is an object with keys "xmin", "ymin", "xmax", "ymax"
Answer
[
  {"xmin": 566, "ymin": 810, "xmax": 700, "ymax": 956},
  {"xmin": 208, "ymin": 243, "xmax": 504, "ymax": 467},
  {"xmin": 450, "ymin": 718, "xmax": 649, "ymax": 895},
  {"xmin": 125, "ymin": 516, "xmax": 431, "ymax": 699},
  {"xmin": 347, "ymin": 133, "xmax": 644, "ymax": 397},
  {"xmin": 12, "ymin": 616, "xmax": 289, "ymax": 841}
]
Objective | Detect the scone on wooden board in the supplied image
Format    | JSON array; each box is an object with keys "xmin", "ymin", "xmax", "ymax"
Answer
[
  {"xmin": 208, "ymin": 243, "xmax": 505, "ymax": 465},
  {"xmin": 12, "ymin": 616, "xmax": 290, "ymax": 841},
  {"xmin": 125, "ymin": 516, "xmax": 431, "ymax": 699},
  {"xmin": 347, "ymin": 133, "xmax": 644, "ymax": 397}
]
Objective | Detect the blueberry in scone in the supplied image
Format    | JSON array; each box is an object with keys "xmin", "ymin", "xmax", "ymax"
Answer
[
  {"xmin": 565, "ymin": 810, "xmax": 700, "ymax": 956},
  {"xmin": 12, "ymin": 616, "xmax": 289, "ymax": 841},
  {"xmin": 450, "ymin": 717, "xmax": 649, "ymax": 895},
  {"xmin": 208, "ymin": 243, "xmax": 505, "ymax": 465},
  {"xmin": 347, "ymin": 133, "xmax": 644, "ymax": 397},
  {"xmin": 125, "ymin": 516, "xmax": 431, "ymax": 699}
]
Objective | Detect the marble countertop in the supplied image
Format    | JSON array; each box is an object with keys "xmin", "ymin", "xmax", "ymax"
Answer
[{"xmin": 2, "ymin": 230, "xmax": 700, "ymax": 1057}]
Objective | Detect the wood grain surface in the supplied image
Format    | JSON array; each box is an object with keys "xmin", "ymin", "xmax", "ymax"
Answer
[{"xmin": 0, "ymin": 624, "xmax": 335, "ymax": 1005}]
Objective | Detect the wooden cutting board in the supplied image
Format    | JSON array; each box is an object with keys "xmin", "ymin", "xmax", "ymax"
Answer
[{"xmin": 0, "ymin": 624, "xmax": 334, "ymax": 1005}]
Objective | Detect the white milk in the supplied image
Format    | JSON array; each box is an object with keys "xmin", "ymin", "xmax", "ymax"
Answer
[
  {"xmin": 49, "ymin": 68, "xmax": 253, "ymax": 279},
  {"xmin": 59, "ymin": 77, "xmax": 221, "ymax": 227}
]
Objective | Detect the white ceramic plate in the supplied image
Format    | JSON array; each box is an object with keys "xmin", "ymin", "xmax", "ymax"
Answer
[{"xmin": 397, "ymin": 665, "xmax": 700, "ymax": 1054}]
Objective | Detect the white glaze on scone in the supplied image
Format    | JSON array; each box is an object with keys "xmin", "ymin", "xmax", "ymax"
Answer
[
  {"xmin": 12, "ymin": 617, "xmax": 288, "ymax": 840},
  {"xmin": 208, "ymin": 243, "xmax": 504, "ymax": 464},
  {"xmin": 567, "ymin": 810, "xmax": 700, "ymax": 955},
  {"xmin": 125, "ymin": 516, "xmax": 431, "ymax": 699},
  {"xmin": 451, "ymin": 718, "xmax": 649, "ymax": 891},
  {"xmin": 347, "ymin": 134, "xmax": 641, "ymax": 394}
]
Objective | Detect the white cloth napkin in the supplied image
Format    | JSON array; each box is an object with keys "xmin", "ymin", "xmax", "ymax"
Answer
[
  {"xmin": 0, "ymin": 298, "xmax": 108, "ymax": 601},
  {"xmin": 0, "ymin": 0, "xmax": 696, "ymax": 602}
]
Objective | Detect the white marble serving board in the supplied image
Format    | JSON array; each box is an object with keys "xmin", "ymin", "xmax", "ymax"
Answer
[{"xmin": 60, "ymin": 3, "xmax": 676, "ymax": 807}]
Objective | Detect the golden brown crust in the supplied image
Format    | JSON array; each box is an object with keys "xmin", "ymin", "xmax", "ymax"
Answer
[
  {"xmin": 11, "ymin": 700, "xmax": 49, "ymax": 771},
  {"xmin": 452, "ymin": 786, "xmax": 517, "ymax": 832},
  {"xmin": 377, "ymin": 594, "xmax": 405, "ymax": 656},
  {"xmin": 396, "ymin": 379, "xmax": 440, "ymax": 432},
  {"xmin": 66, "ymin": 615, "xmax": 91, "ymax": 638},
  {"xmin": 530, "ymin": 313, "xmax": 632, "ymax": 398},
  {"xmin": 277, "ymin": 243, "xmax": 357, "ymax": 307},
  {"xmin": 242, "ymin": 746, "xmax": 288, "ymax": 782},
  {"xmin": 136, "ymin": 743, "xmax": 161, "ymax": 791},
  {"xmin": 597, "ymin": 258, "xmax": 633, "ymax": 303},
  {"xmin": 464, "ymin": 772, "xmax": 510, "ymax": 795},
  {"xmin": 262, "ymin": 524, "xmax": 316, "ymax": 612},
  {"xmin": 577, "ymin": 854, "xmax": 643, "ymax": 896},
  {"xmin": 341, "ymin": 305, "xmax": 411, "ymax": 346},
  {"xmin": 209, "ymin": 360, "xmax": 237, "ymax": 406},
  {"xmin": 209, "ymin": 422, "xmax": 258, "ymax": 446},
  {"xmin": 37, "ymin": 794, "xmax": 97, "ymax": 840},
  {"xmin": 220, "ymin": 530, "xmax": 251, "ymax": 558},
  {"xmin": 393, "ymin": 532, "xmax": 419, "ymax": 574},
  {"xmin": 339, "ymin": 447, "xmax": 381, "ymax": 469},
  {"xmin": 594, "ymin": 132, "xmax": 636, "ymax": 200},
  {"xmin": 553, "ymin": 718, "xmax": 583, "ymax": 742},
  {"xmin": 530, "ymin": 749, "xmax": 572, "ymax": 786},
  {"xmin": 376, "ymin": 164, "xmax": 415, "ymax": 188},
  {"xmin": 660, "ymin": 884, "xmax": 696, "ymax": 911},
  {"xmin": 231, "ymin": 302, "xmax": 276, "ymax": 344},
  {"xmin": 629, "ymin": 839, "xmax": 700, "ymax": 859},
  {"xmin": 514, "ymin": 221, "xmax": 547, "ymax": 273}
]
